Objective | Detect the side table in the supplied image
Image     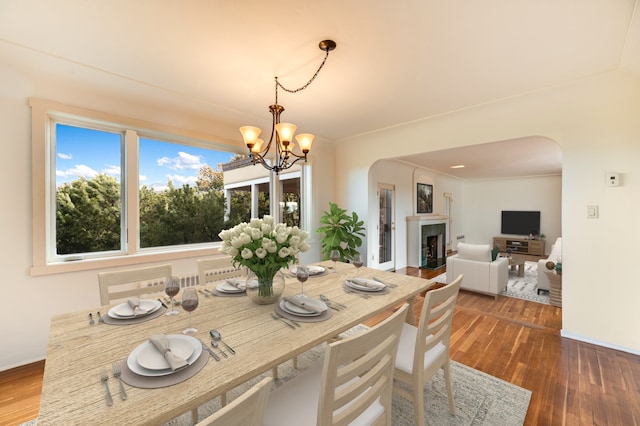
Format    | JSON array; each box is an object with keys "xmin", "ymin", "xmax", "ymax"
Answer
[{"xmin": 544, "ymin": 270, "xmax": 562, "ymax": 307}]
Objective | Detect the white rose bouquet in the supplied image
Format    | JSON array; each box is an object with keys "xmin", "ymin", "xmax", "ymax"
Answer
[{"xmin": 218, "ymin": 216, "xmax": 310, "ymax": 296}]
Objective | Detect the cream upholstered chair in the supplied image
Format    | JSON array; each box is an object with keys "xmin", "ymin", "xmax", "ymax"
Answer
[
  {"xmin": 263, "ymin": 303, "xmax": 409, "ymax": 426},
  {"xmin": 97, "ymin": 264, "xmax": 172, "ymax": 305},
  {"xmin": 197, "ymin": 256, "xmax": 244, "ymax": 286},
  {"xmin": 393, "ymin": 274, "xmax": 463, "ymax": 426},
  {"xmin": 446, "ymin": 243, "xmax": 507, "ymax": 299},
  {"xmin": 194, "ymin": 377, "xmax": 272, "ymax": 426}
]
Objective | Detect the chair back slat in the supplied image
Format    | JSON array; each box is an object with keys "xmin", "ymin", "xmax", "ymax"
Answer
[
  {"xmin": 197, "ymin": 257, "xmax": 244, "ymax": 286},
  {"xmin": 98, "ymin": 264, "xmax": 172, "ymax": 305},
  {"xmin": 195, "ymin": 377, "xmax": 272, "ymax": 426}
]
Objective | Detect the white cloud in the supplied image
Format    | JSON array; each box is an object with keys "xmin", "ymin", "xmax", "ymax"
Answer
[
  {"xmin": 102, "ymin": 164, "xmax": 120, "ymax": 176},
  {"xmin": 157, "ymin": 151, "xmax": 205, "ymax": 171},
  {"xmin": 58, "ymin": 153, "xmax": 72, "ymax": 160},
  {"xmin": 166, "ymin": 174, "xmax": 198, "ymax": 186},
  {"xmin": 56, "ymin": 164, "xmax": 98, "ymax": 179},
  {"xmin": 139, "ymin": 174, "xmax": 147, "ymax": 182},
  {"xmin": 147, "ymin": 183, "xmax": 169, "ymax": 192}
]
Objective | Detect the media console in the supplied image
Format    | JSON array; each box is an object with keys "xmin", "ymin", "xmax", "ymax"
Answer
[{"xmin": 493, "ymin": 236, "xmax": 545, "ymax": 256}]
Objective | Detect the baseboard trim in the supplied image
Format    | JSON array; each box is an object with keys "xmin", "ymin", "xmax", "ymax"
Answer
[
  {"xmin": 0, "ymin": 356, "xmax": 46, "ymax": 373},
  {"xmin": 561, "ymin": 330, "xmax": 640, "ymax": 356}
]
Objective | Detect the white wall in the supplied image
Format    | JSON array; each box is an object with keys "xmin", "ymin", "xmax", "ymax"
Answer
[
  {"xmin": 335, "ymin": 70, "xmax": 640, "ymax": 354},
  {"xmin": 461, "ymin": 176, "xmax": 562, "ymax": 251}
]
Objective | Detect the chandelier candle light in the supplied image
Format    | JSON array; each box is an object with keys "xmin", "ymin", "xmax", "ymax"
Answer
[
  {"xmin": 218, "ymin": 216, "xmax": 310, "ymax": 304},
  {"xmin": 239, "ymin": 39, "xmax": 337, "ymax": 174}
]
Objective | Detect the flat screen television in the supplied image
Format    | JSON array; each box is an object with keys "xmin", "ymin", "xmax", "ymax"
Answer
[{"xmin": 501, "ymin": 211, "xmax": 540, "ymax": 236}]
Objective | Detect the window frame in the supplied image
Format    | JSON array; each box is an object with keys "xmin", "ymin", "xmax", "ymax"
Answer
[{"xmin": 30, "ymin": 98, "xmax": 243, "ymax": 276}]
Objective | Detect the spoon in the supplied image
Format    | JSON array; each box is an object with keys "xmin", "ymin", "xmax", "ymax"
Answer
[
  {"xmin": 89, "ymin": 313, "xmax": 95, "ymax": 325},
  {"xmin": 210, "ymin": 339, "xmax": 228, "ymax": 357},
  {"xmin": 97, "ymin": 311, "xmax": 105, "ymax": 323},
  {"xmin": 210, "ymin": 329, "xmax": 235, "ymax": 355}
]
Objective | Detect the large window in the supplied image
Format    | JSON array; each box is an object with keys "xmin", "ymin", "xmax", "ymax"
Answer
[
  {"xmin": 52, "ymin": 122, "xmax": 236, "ymax": 260},
  {"xmin": 30, "ymin": 99, "xmax": 245, "ymax": 273}
]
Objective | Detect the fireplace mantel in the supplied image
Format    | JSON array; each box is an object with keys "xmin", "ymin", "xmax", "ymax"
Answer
[
  {"xmin": 406, "ymin": 215, "xmax": 448, "ymax": 223},
  {"xmin": 406, "ymin": 215, "xmax": 449, "ymax": 269}
]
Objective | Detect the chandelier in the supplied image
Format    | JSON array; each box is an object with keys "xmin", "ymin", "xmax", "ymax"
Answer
[{"xmin": 239, "ymin": 39, "xmax": 337, "ymax": 174}]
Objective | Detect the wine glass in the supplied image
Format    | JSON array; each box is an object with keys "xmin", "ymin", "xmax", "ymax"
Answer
[
  {"xmin": 296, "ymin": 265, "xmax": 309, "ymax": 295},
  {"xmin": 351, "ymin": 253, "xmax": 363, "ymax": 278},
  {"xmin": 181, "ymin": 287, "xmax": 199, "ymax": 334},
  {"xmin": 330, "ymin": 249, "xmax": 340, "ymax": 273},
  {"xmin": 164, "ymin": 277, "xmax": 180, "ymax": 316}
]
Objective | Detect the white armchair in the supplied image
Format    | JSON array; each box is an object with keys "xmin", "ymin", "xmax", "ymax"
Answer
[{"xmin": 446, "ymin": 243, "xmax": 508, "ymax": 299}]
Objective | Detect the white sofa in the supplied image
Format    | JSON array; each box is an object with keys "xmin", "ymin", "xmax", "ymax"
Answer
[
  {"xmin": 537, "ymin": 237, "xmax": 562, "ymax": 293},
  {"xmin": 446, "ymin": 242, "xmax": 509, "ymax": 299}
]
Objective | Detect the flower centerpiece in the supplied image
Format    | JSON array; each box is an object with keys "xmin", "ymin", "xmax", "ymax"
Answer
[{"xmin": 218, "ymin": 216, "xmax": 310, "ymax": 303}]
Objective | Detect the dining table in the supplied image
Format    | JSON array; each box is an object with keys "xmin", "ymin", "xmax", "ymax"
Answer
[{"xmin": 37, "ymin": 261, "xmax": 436, "ymax": 425}]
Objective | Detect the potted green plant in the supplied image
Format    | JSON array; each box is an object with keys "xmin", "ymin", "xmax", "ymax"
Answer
[{"xmin": 317, "ymin": 202, "xmax": 366, "ymax": 262}]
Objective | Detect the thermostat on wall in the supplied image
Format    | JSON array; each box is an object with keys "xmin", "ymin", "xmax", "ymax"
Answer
[{"xmin": 606, "ymin": 172, "xmax": 620, "ymax": 187}]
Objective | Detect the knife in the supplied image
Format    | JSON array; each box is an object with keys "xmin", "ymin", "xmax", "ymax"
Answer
[
  {"xmin": 157, "ymin": 298, "xmax": 168, "ymax": 309},
  {"xmin": 197, "ymin": 339, "xmax": 220, "ymax": 361},
  {"xmin": 271, "ymin": 312, "xmax": 296, "ymax": 329},
  {"xmin": 373, "ymin": 277, "xmax": 397, "ymax": 288}
]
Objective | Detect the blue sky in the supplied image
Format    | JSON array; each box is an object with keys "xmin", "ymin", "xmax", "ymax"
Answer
[{"xmin": 55, "ymin": 124, "xmax": 237, "ymax": 191}]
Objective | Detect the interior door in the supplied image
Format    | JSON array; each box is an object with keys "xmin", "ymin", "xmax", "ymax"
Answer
[{"xmin": 378, "ymin": 184, "xmax": 395, "ymax": 271}]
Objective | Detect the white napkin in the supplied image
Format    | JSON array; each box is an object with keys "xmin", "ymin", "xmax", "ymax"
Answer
[
  {"xmin": 283, "ymin": 295, "xmax": 327, "ymax": 314},
  {"xmin": 149, "ymin": 334, "xmax": 189, "ymax": 372},
  {"xmin": 348, "ymin": 278, "xmax": 385, "ymax": 290},
  {"xmin": 291, "ymin": 265, "xmax": 325, "ymax": 275},
  {"xmin": 225, "ymin": 278, "xmax": 246, "ymax": 291},
  {"xmin": 127, "ymin": 298, "xmax": 148, "ymax": 316}
]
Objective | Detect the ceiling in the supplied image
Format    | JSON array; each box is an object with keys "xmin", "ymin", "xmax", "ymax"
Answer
[{"xmin": 1, "ymin": 0, "xmax": 638, "ymax": 179}]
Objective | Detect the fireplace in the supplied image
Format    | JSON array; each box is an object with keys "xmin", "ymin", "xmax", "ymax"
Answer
[
  {"xmin": 406, "ymin": 215, "xmax": 449, "ymax": 269},
  {"xmin": 421, "ymin": 223, "xmax": 446, "ymax": 269}
]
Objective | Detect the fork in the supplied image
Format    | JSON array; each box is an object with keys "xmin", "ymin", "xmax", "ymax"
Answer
[
  {"xmin": 112, "ymin": 362, "xmax": 127, "ymax": 400},
  {"xmin": 100, "ymin": 369, "xmax": 113, "ymax": 406},
  {"xmin": 198, "ymin": 288, "xmax": 210, "ymax": 297},
  {"xmin": 97, "ymin": 311, "xmax": 105, "ymax": 323}
]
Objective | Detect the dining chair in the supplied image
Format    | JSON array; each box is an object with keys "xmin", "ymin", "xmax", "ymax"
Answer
[
  {"xmin": 393, "ymin": 274, "xmax": 463, "ymax": 426},
  {"xmin": 97, "ymin": 264, "xmax": 172, "ymax": 305},
  {"xmin": 194, "ymin": 377, "xmax": 272, "ymax": 426},
  {"xmin": 197, "ymin": 256, "xmax": 244, "ymax": 286},
  {"xmin": 263, "ymin": 303, "xmax": 409, "ymax": 426}
]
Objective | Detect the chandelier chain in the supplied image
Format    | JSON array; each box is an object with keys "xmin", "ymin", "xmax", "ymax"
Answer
[{"xmin": 275, "ymin": 48, "xmax": 331, "ymax": 98}]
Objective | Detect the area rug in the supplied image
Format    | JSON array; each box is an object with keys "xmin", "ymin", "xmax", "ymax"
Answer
[
  {"xmin": 19, "ymin": 326, "xmax": 531, "ymax": 426},
  {"xmin": 433, "ymin": 261, "xmax": 550, "ymax": 305}
]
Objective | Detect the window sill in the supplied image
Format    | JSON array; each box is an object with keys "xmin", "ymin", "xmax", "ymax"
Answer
[{"xmin": 30, "ymin": 246, "xmax": 221, "ymax": 276}]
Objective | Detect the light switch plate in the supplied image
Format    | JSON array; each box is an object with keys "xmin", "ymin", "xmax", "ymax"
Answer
[{"xmin": 587, "ymin": 205, "xmax": 599, "ymax": 219}]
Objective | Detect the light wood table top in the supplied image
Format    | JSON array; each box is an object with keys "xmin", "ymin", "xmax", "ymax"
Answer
[{"xmin": 38, "ymin": 262, "xmax": 435, "ymax": 425}]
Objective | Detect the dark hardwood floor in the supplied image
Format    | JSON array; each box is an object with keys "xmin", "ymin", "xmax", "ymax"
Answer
[{"xmin": 2, "ymin": 265, "xmax": 639, "ymax": 425}]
